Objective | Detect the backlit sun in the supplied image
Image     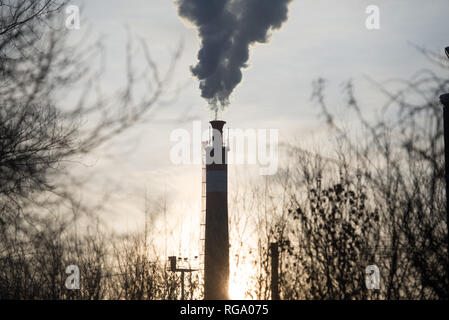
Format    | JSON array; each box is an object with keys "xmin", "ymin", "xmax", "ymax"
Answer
[{"xmin": 229, "ymin": 280, "xmax": 247, "ymax": 300}]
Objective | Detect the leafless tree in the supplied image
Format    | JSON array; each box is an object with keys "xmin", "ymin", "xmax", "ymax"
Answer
[
  {"xmin": 305, "ymin": 47, "xmax": 449, "ymax": 299},
  {"xmin": 0, "ymin": 0, "xmax": 182, "ymax": 299}
]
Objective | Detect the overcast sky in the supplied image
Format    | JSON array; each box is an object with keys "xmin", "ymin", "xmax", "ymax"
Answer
[{"xmin": 66, "ymin": 0, "xmax": 448, "ymax": 255}]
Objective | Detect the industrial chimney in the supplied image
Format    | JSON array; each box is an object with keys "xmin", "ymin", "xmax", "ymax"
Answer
[{"xmin": 203, "ymin": 120, "xmax": 229, "ymax": 300}]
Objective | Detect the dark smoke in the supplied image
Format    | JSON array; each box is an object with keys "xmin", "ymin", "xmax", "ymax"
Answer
[{"xmin": 177, "ymin": 0, "xmax": 293, "ymax": 110}]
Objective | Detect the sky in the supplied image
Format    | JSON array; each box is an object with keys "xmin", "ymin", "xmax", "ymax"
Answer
[{"xmin": 65, "ymin": 0, "xmax": 449, "ymax": 259}]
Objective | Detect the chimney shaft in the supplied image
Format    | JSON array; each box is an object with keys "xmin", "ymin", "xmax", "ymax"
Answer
[{"xmin": 204, "ymin": 120, "xmax": 229, "ymax": 300}]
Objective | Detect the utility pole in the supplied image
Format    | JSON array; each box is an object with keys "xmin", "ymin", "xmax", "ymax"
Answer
[
  {"xmin": 270, "ymin": 242, "xmax": 279, "ymax": 300},
  {"xmin": 440, "ymin": 93, "xmax": 449, "ymax": 281},
  {"xmin": 168, "ymin": 256, "xmax": 197, "ymax": 300},
  {"xmin": 440, "ymin": 46, "xmax": 449, "ymax": 289},
  {"xmin": 181, "ymin": 270, "xmax": 185, "ymax": 300}
]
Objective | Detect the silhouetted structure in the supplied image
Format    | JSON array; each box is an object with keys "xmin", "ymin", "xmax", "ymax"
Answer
[
  {"xmin": 270, "ymin": 242, "xmax": 280, "ymax": 300},
  {"xmin": 203, "ymin": 120, "xmax": 229, "ymax": 300},
  {"xmin": 441, "ymin": 45, "xmax": 449, "ymax": 286},
  {"xmin": 168, "ymin": 256, "xmax": 197, "ymax": 300},
  {"xmin": 440, "ymin": 92, "xmax": 449, "ymax": 284}
]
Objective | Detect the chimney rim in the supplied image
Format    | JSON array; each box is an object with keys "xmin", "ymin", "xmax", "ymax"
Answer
[{"xmin": 209, "ymin": 120, "xmax": 226, "ymax": 133}]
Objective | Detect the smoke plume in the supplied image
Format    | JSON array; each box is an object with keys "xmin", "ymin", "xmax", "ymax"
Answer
[{"xmin": 177, "ymin": 0, "xmax": 292, "ymax": 111}]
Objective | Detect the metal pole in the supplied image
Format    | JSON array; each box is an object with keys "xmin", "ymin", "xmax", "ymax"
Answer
[
  {"xmin": 270, "ymin": 242, "xmax": 279, "ymax": 300},
  {"xmin": 181, "ymin": 271, "xmax": 185, "ymax": 300},
  {"xmin": 440, "ymin": 93, "xmax": 449, "ymax": 288}
]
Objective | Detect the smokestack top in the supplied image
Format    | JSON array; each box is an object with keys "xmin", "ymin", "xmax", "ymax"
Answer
[{"xmin": 210, "ymin": 120, "xmax": 226, "ymax": 134}]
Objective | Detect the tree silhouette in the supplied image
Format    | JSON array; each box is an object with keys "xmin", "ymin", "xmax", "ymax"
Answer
[{"xmin": 0, "ymin": 0, "xmax": 182, "ymax": 299}]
